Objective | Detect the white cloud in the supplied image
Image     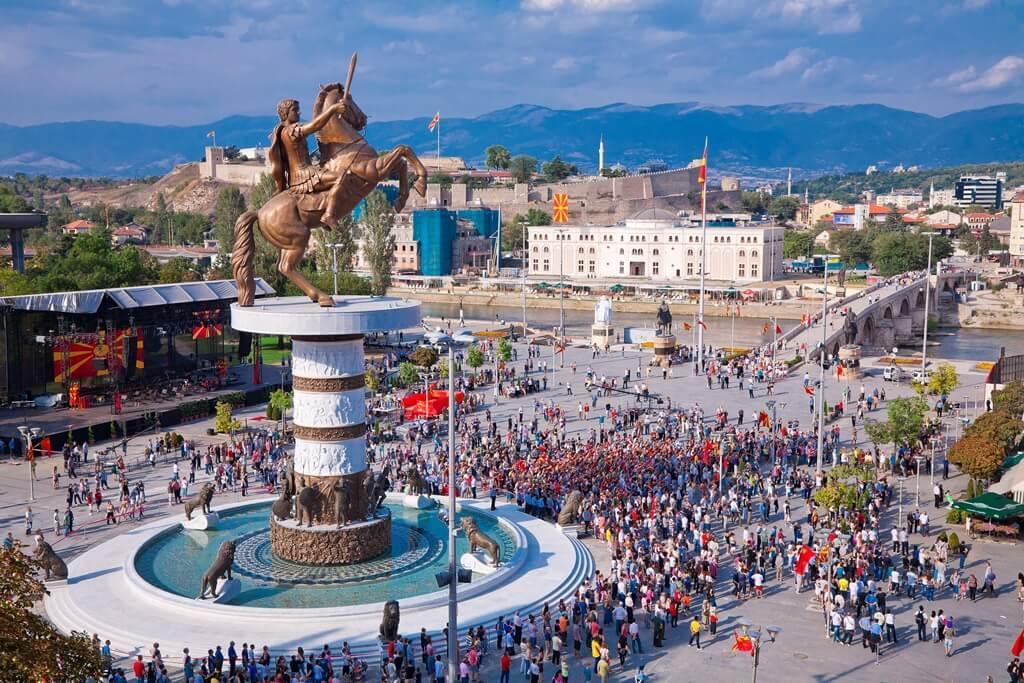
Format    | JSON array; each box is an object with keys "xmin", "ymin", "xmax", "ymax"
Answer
[
  {"xmin": 702, "ymin": 0, "xmax": 862, "ymax": 34},
  {"xmin": 552, "ymin": 56, "xmax": 583, "ymax": 71},
  {"xmin": 382, "ymin": 40, "xmax": 427, "ymax": 55},
  {"xmin": 801, "ymin": 56, "xmax": 847, "ymax": 82},
  {"xmin": 955, "ymin": 56, "xmax": 1024, "ymax": 93},
  {"xmin": 932, "ymin": 65, "xmax": 977, "ymax": 87},
  {"xmin": 522, "ymin": 0, "xmax": 643, "ymax": 10},
  {"xmin": 750, "ymin": 47, "xmax": 815, "ymax": 78}
]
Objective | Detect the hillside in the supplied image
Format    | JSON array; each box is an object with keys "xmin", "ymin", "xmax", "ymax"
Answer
[
  {"xmin": 2, "ymin": 102, "xmax": 1024, "ymax": 179},
  {"xmin": 788, "ymin": 162, "xmax": 1024, "ymax": 203}
]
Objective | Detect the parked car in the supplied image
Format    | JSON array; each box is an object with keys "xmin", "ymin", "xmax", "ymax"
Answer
[
  {"xmin": 911, "ymin": 368, "xmax": 932, "ymax": 383},
  {"xmin": 882, "ymin": 366, "xmax": 904, "ymax": 382}
]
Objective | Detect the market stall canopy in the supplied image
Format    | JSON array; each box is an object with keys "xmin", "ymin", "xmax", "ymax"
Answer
[
  {"xmin": 0, "ymin": 279, "xmax": 275, "ymax": 314},
  {"xmin": 952, "ymin": 492, "xmax": 1024, "ymax": 520},
  {"xmin": 989, "ymin": 460, "xmax": 1024, "ymax": 502},
  {"xmin": 1003, "ymin": 452, "xmax": 1024, "ymax": 470}
]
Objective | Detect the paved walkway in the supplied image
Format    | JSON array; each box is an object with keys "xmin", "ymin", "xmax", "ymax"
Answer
[{"xmin": 2, "ymin": 330, "xmax": 1020, "ymax": 683}]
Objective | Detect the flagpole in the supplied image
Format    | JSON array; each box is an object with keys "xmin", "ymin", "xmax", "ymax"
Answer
[
  {"xmin": 436, "ymin": 114, "xmax": 441, "ymax": 167},
  {"xmin": 697, "ymin": 137, "xmax": 708, "ymax": 373}
]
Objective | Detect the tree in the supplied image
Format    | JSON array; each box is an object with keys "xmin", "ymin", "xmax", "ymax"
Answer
[
  {"xmin": 158, "ymin": 256, "xmax": 202, "ymax": 284},
  {"xmin": 268, "ymin": 388, "xmax": 293, "ymax": 429},
  {"xmin": 542, "ymin": 156, "xmax": 578, "ymax": 182},
  {"xmin": 408, "ymin": 346, "xmax": 439, "ymax": 369},
  {"xmin": 740, "ymin": 191, "xmax": 767, "ymax": 214},
  {"xmin": 871, "ymin": 232, "xmax": 953, "ymax": 277},
  {"xmin": 831, "ymin": 228, "xmax": 877, "ymax": 266},
  {"xmin": 213, "ymin": 186, "xmax": 247, "ymax": 250},
  {"xmin": 513, "ymin": 208, "xmax": 552, "ymax": 227},
  {"xmin": 966, "ymin": 409, "xmax": 1023, "ymax": 453},
  {"xmin": 783, "ymin": 230, "xmax": 814, "ymax": 259},
  {"xmin": 926, "ymin": 362, "xmax": 959, "ymax": 397},
  {"xmin": 428, "ymin": 172, "xmax": 453, "ymax": 188},
  {"xmin": 0, "ymin": 184, "xmax": 30, "ymax": 213},
  {"xmin": 886, "ymin": 396, "xmax": 928, "ymax": 449},
  {"xmin": 397, "ymin": 361, "xmax": 420, "ymax": 387},
  {"xmin": 30, "ymin": 230, "xmax": 157, "ymax": 292},
  {"xmin": 948, "ymin": 435, "xmax": 1004, "ymax": 481},
  {"xmin": 992, "ymin": 380, "xmax": 1024, "ymax": 418},
  {"xmin": 213, "ymin": 400, "xmax": 241, "ymax": 434},
  {"xmin": 365, "ymin": 369, "xmax": 381, "ymax": 392},
  {"xmin": 466, "ymin": 345, "xmax": 485, "ymax": 373},
  {"xmin": 224, "ymin": 145, "xmax": 241, "ymax": 161},
  {"xmin": 502, "ymin": 221, "xmax": 527, "ymax": 254},
  {"xmin": 485, "ymin": 145, "xmax": 511, "ymax": 170},
  {"xmin": 497, "ymin": 338, "xmax": 513, "ymax": 362},
  {"xmin": 509, "ymin": 155, "xmax": 538, "ymax": 184},
  {"xmin": 883, "ymin": 208, "xmax": 904, "ymax": 232},
  {"xmin": 600, "ymin": 167, "xmax": 626, "ymax": 178},
  {"xmin": 767, "ymin": 196, "xmax": 799, "ymax": 221},
  {"xmin": 250, "ymin": 173, "xmax": 276, "ymax": 211},
  {"xmin": 0, "ymin": 543, "xmax": 104, "ymax": 680},
  {"xmin": 360, "ymin": 190, "xmax": 397, "ymax": 295}
]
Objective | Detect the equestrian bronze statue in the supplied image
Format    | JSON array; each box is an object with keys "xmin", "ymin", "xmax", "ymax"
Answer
[{"xmin": 233, "ymin": 53, "xmax": 428, "ymax": 307}]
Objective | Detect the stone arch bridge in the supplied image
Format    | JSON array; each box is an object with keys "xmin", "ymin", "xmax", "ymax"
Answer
[{"xmin": 784, "ymin": 271, "xmax": 966, "ymax": 360}]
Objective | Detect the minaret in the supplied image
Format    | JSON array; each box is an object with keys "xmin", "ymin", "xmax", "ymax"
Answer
[
  {"xmin": 787, "ymin": 167, "xmax": 792, "ymax": 196},
  {"xmin": 929, "ymin": 181, "xmax": 935, "ymax": 208},
  {"xmin": 598, "ymin": 135, "xmax": 605, "ymax": 175}
]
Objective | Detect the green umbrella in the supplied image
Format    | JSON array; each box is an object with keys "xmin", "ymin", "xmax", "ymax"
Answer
[
  {"xmin": 1003, "ymin": 452, "xmax": 1024, "ymax": 470},
  {"xmin": 536, "ymin": 282, "xmax": 551, "ymax": 289},
  {"xmin": 609, "ymin": 284, "xmax": 625, "ymax": 293},
  {"xmin": 951, "ymin": 492, "xmax": 1024, "ymax": 520}
]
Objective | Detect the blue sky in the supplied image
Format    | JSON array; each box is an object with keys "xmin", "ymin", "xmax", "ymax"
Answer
[{"xmin": 0, "ymin": 0, "xmax": 1021, "ymax": 125}]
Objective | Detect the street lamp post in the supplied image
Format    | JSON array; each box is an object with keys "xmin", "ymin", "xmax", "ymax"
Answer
[
  {"xmin": 920, "ymin": 232, "xmax": 937, "ymax": 378},
  {"xmin": 556, "ymin": 227, "xmax": 566, "ymax": 367},
  {"xmin": 738, "ymin": 619, "xmax": 782, "ymax": 683},
  {"xmin": 325, "ymin": 243, "xmax": 347, "ymax": 296},
  {"xmin": 433, "ymin": 329, "xmax": 476, "ymax": 683},
  {"xmin": 766, "ymin": 399, "xmax": 776, "ymax": 465},
  {"xmin": 815, "ymin": 266, "xmax": 829, "ymax": 478},
  {"xmin": 898, "ymin": 476, "xmax": 905, "ymax": 527},
  {"xmin": 17, "ymin": 426, "xmax": 41, "ymax": 502},
  {"xmin": 915, "ymin": 455, "xmax": 924, "ymax": 507},
  {"xmin": 520, "ymin": 221, "xmax": 528, "ymax": 337}
]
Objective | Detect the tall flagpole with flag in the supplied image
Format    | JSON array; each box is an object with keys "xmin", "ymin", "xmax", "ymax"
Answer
[
  {"xmin": 428, "ymin": 112, "xmax": 441, "ymax": 168},
  {"xmin": 207, "ymin": 130, "xmax": 217, "ymax": 149},
  {"xmin": 696, "ymin": 137, "xmax": 709, "ymax": 371}
]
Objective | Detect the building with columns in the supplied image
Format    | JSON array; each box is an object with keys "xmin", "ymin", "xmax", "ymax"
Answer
[{"xmin": 527, "ymin": 208, "xmax": 784, "ymax": 285}]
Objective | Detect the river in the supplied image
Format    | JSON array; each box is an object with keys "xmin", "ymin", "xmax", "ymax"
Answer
[{"xmin": 420, "ymin": 301, "xmax": 1024, "ymax": 360}]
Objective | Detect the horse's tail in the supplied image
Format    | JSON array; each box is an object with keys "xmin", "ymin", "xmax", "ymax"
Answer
[{"xmin": 231, "ymin": 210, "xmax": 259, "ymax": 306}]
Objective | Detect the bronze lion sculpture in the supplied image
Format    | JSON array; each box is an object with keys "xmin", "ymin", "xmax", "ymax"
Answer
[
  {"xmin": 197, "ymin": 540, "xmax": 235, "ymax": 599},
  {"xmin": 557, "ymin": 490, "xmax": 583, "ymax": 526},
  {"xmin": 34, "ymin": 540, "xmax": 68, "ymax": 581},
  {"xmin": 461, "ymin": 516, "xmax": 501, "ymax": 567},
  {"xmin": 184, "ymin": 482, "xmax": 215, "ymax": 521},
  {"xmin": 380, "ymin": 600, "xmax": 401, "ymax": 642}
]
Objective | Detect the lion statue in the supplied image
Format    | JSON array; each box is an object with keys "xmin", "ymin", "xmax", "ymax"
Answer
[
  {"xmin": 380, "ymin": 600, "xmax": 401, "ymax": 642},
  {"xmin": 271, "ymin": 485, "xmax": 293, "ymax": 522},
  {"xmin": 557, "ymin": 490, "xmax": 583, "ymax": 526},
  {"xmin": 460, "ymin": 517, "xmax": 501, "ymax": 567},
  {"xmin": 34, "ymin": 540, "xmax": 68, "ymax": 581},
  {"xmin": 406, "ymin": 466, "xmax": 428, "ymax": 495},
  {"xmin": 184, "ymin": 482, "xmax": 215, "ymax": 521},
  {"xmin": 197, "ymin": 540, "xmax": 235, "ymax": 600}
]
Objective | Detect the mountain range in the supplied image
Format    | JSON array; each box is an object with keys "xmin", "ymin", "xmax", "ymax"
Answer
[{"xmin": 2, "ymin": 102, "xmax": 1024, "ymax": 179}]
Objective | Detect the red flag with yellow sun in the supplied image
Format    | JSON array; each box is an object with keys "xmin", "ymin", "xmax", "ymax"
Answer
[
  {"xmin": 552, "ymin": 193, "xmax": 569, "ymax": 223},
  {"xmin": 53, "ymin": 328, "xmax": 143, "ymax": 383}
]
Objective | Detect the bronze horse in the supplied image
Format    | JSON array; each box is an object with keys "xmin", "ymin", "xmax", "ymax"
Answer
[{"xmin": 232, "ymin": 78, "xmax": 428, "ymax": 307}]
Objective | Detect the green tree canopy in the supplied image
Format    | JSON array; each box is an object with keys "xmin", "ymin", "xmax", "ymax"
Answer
[
  {"xmin": 509, "ymin": 155, "xmax": 538, "ymax": 184},
  {"xmin": 871, "ymin": 232, "xmax": 952, "ymax": 277},
  {"xmin": 768, "ymin": 196, "xmax": 799, "ymax": 221},
  {"xmin": 783, "ymin": 230, "xmax": 814, "ymax": 259},
  {"xmin": 885, "ymin": 396, "xmax": 928, "ymax": 448},
  {"xmin": 158, "ymin": 256, "xmax": 202, "ymax": 284},
  {"xmin": 485, "ymin": 145, "xmax": 511, "ymax": 170},
  {"xmin": 361, "ymin": 190, "xmax": 397, "ymax": 295},
  {"xmin": 213, "ymin": 186, "xmax": 247, "ymax": 250},
  {"xmin": 992, "ymin": 380, "xmax": 1024, "ymax": 417},
  {"xmin": 542, "ymin": 155, "xmax": 578, "ymax": 182},
  {"xmin": 740, "ymin": 191, "xmax": 768, "ymax": 214}
]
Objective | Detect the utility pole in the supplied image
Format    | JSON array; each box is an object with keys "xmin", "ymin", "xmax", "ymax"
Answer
[
  {"xmin": 920, "ymin": 232, "xmax": 937, "ymax": 378},
  {"xmin": 557, "ymin": 227, "xmax": 566, "ymax": 367},
  {"xmin": 521, "ymin": 221, "xmax": 528, "ymax": 337},
  {"xmin": 815, "ymin": 266, "xmax": 828, "ymax": 478}
]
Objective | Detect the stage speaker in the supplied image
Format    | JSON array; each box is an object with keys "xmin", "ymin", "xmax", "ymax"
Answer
[
  {"xmin": 238, "ymin": 332, "xmax": 252, "ymax": 360},
  {"xmin": 434, "ymin": 569, "xmax": 473, "ymax": 588},
  {"xmin": 124, "ymin": 334, "xmax": 137, "ymax": 379}
]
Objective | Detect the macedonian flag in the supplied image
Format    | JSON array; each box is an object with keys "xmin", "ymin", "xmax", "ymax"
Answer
[
  {"xmin": 697, "ymin": 137, "xmax": 708, "ymax": 186},
  {"xmin": 552, "ymin": 193, "xmax": 569, "ymax": 223},
  {"xmin": 53, "ymin": 327, "xmax": 144, "ymax": 383}
]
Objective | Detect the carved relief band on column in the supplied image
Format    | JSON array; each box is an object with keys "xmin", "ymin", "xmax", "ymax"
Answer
[
  {"xmin": 292, "ymin": 388, "xmax": 366, "ymax": 428},
  {"xmin": 291, "ymin": 338, "xmax": 365, "ymax": 379},
  {"xmin": 293, "ymin": 438, "xmax": 367, "ymax": 476},
  {"xmin": 292, "ymin": 375, "xmax": 365, "ymax": 392},
  {"xmin": 293, "ymin": 423, "xmax": 367, "ymax": 441}
]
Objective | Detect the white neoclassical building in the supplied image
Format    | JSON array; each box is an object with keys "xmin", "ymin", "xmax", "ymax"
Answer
[{"xmin": 527, "ymin": 209, "xmax": 784, "ymax": 284}]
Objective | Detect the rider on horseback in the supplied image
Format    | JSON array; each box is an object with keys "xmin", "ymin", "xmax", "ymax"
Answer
[{"xmin": 267, "ymin": 97, "xmax": 352, "ymax": 230}]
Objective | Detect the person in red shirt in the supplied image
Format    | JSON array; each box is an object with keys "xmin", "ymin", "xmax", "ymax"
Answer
[
  {"xmin": 499, "ymin": 652, "xmax": 511, "ymax": 683},
  {"xmin": 132, "ymin": 655, "xmax": 145, "ymax": 682}
]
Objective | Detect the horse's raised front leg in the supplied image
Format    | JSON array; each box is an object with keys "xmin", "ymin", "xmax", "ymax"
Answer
[
  {"xmin": 393, "ymin": 159, "xmax": 410, "ymax": 212},
  {"xmin": 279, "ymin": 247, "xmax": 333, "ymax": 307}
]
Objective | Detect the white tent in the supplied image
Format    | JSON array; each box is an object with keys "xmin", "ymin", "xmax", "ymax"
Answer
[{"xmin": 989, "ymin": 461, "xmax": 1024, "ymax": 503}]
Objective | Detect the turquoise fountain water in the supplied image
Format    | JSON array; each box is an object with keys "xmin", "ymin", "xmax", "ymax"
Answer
[{"xmin": 134, "ymin": 501, "xmax": 516, "ymax": 608}]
